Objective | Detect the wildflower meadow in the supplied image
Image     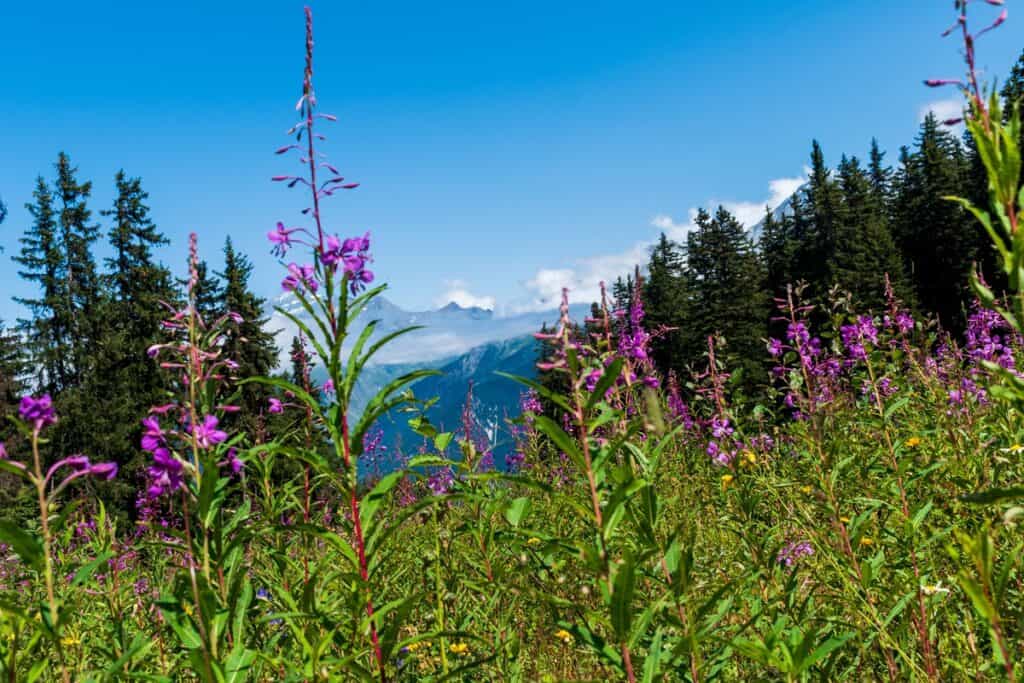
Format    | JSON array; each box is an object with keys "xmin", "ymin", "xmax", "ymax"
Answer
[{"xmin": 0, "ymin": 2, "xmax": 1022, "ymax": 680}]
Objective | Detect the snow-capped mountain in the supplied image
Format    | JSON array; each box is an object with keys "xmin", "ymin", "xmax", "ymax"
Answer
[
  {"xmin": 272, "ymin": 296, "xmax": 587, "ymax": 463},
  {"xmin": 748, "ymin": 182, "xmax": 808, "ymax": 242},
  {"xmin": 270, "ymin": 294, "xmax": 588, "ymax": 366}
]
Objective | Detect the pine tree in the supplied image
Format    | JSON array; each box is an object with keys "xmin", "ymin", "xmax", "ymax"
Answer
[
  {"xmin": 53, "ymin": 152, "xmax": 101, "ymax": 386},
  {"xmin": 69, "ymin": 172, "xmax": 178, "ymax": 511},
  {"xmin": 683, "ymin": 207, "xmax": 769, "ymax": 389},
  {"xmin": 643, "ymin": 233, "xmax": 686, "ymax": 377},
  {"xmin": 13, "ymin": 177, "xmax": 64, "ymax": 393},
  {"xmin": 0, "ymin": 322, "xmax": 27, "ymax": 417},
  {"xmin": 803, "ymin": 140, "xmax": 843, "ymax": 289},
  {"xmin": 831, "ymin": 155, "xmax": 912, "ymax": 310},
  {"xmin": 218, "ymin": 238, "xmax": 279, "ymax": 428},
  {"xmin": 892, "ymin": 114, "xmax": 975, "ymax": 331}
]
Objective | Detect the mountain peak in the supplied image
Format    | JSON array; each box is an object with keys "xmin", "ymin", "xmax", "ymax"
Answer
[{"xmin": 439, "ymin": 301, "xmax": 494, "ymax": 318}]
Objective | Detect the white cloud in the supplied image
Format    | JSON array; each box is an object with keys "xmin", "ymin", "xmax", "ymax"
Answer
[
  {"xmin": 508, "ymin": 172, "xmax": 806, "ymax": 313},
  {"xmin": 919, "ymin": 98, "xmax": 965, "ymax": 128},
  {"xmin": 434, "ymin": 279, "xmax": 496, "ymax": 311}
]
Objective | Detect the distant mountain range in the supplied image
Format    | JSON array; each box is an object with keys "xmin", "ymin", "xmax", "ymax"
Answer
[
  {"xmin": 748, "ymin": 182, "xmax": 807, "ymax": 242},
  {"xmin": 270, "ymin": 296, "xmax": 589, "ymax": 463}
]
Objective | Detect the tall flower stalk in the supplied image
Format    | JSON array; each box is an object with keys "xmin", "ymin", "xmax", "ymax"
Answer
[{"xmin": 256, "ymin": 7, "xmax": 439, "ymax": 678}]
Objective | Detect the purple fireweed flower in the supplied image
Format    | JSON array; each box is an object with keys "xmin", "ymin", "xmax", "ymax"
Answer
[
  {"xmin": 767, "ymin": 338, "xmax": 784, "ymax": 356},
  {"xmin": 268, "ymin": 221, "xmax": 304, "ymax": 257},
  {"xmin": 777, "ymin": 540, "xmax": 814, "ymax": 567},
  {"xmin": 0, "ymin": 443, "xmax": 6, "ymax": 459},
  {"xmin": 268, "ymin": 397, "xmax": 284, "ymax": 414},
  {"xmin": 323, "ymin": 379, "xmax": 335, "ymax": 394},
  {"xmin": 282, "ymin": 262, "xmax": 319, "ymax": 293},
  {"xmin": 89, "ymin": 462, "xmax": 118, "ymax": 480},
  {"xmin": 505, "ymin": 450, "xmax": 525, "ymax": 473},
  {"xmin": 427, "ymin": 467, "xmax": 454, "ymax": 496},
  {"xmin": 221, "ymin": 448, "xmax": 244, "ymax": 476},
  {"xmin": 147, "ymin": 447, "xmax": 185, "ymax": 499},
  {"xmin": 19, "ymin": 394, "xmax": 56, "ymax": 431},
  {"xmin": 141, "ymin": 417, "xmax": 165, "ymax": 452},
  {"xmin": 710, "ymin": 417, "xmax": 733, "ymax": 439},
  {"xmin": 191, "ymin": 415, "xmax": 228, "ymax": 449},
  {"xmin": 786, "ymin": 321, "xmax": 810, "ymax": 345},
  {"xmin": 320, "ymin": 232, "xmax": 374, "ymax": 294},
  {"xmin": 477, "ymin": 450, "xmax": 495, "ymax": 472}
]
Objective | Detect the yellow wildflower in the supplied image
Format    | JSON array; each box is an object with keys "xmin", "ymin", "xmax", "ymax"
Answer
[
  {"xmin": 183, "ymin": 603, "xmax": 194, "ymax": 617},
  {"xmin": 860, "ymin": 537, "xmax": 874, "ymax": 546},
  {"xmin": 1002, "ymin": 444, "xmax": 1024, "ymax": 454},
  {"xmin": 721, "ymin": 474, "xmax": 734, "ymax": 489},
  {"xmin": 839, "ymin": 516, "xmax": 851, "ymax": 524},
  {"xmin": 741, "ymin": 450, "xmax": 757, "ymax": 466},
  {"xmin": 61, "ymin": 633, "xmax": 80, "ymax": 647},
  {"xmin": 449, "ymin": 642, "xmax": 469, "ymax": 656},
  {"xmin": 905, "ymin": 437, "xmax": 922, "ymax": 448},
  {"xmin": 554, "ymin": 629, "xmax": 573, "ymax": 644},
  {"xmin": 526, "ymin": 537, "xmax": 542, "ymax": 547},
  {"xmin": 800, "ymin": 485, "xmax": 813, "ymax": 495}
]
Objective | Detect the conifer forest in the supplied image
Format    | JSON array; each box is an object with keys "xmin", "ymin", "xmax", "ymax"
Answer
[{"xmin": 0, "ymin": 2, "xmax": 1023, "ymax": 680}]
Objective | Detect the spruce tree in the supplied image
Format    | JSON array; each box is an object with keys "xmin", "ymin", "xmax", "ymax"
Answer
[
  {"xmin": 832, "ymin": 155, "xmax": 912, "ymax": 310},
  {"xmin": 682, "ymin": 207, "xmax": 769, "ymax": 389},
  {"xmin": 13, "ymin": 177, "xmax": 65, "ymax": 393},
  {"xmin": 72, "ymin": 171, "xmax": 178, "ymax": 511},
  {"xmin": 53, "ymin": 152, "xmax": 101, "ymax": 387},
  {"xmin": 643, "ymin": 233, "xmax": 686, "ymax": 377},
  {"xmin": 892, "ymin": 114, "xmax": 975, "ymax": 331},
  {"xmin": 217, "ymin": 238, "xmax": 279, "ymax": 428}
]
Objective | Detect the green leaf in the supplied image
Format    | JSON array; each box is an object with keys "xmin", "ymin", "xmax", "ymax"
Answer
[
  {"xmin": 360, "ymin": 471, "xmax": 404, "ymax": 533},
  {"xmin": 504, "ymin": 497, "xmax": 531, "ymax": 528},
  {"xmin": 223, "ymin": 646, "xmax": 256, "ymax": 683},
  {"xmin": 961, "ymin": 488, "xmax": 1024, "ymax": 504},
  {"xmin": 611, "ymin": 551, "xmax": 636, "ymax": 641},
  {"xmin": 0, "ymin": 520, "xmax": 43, "ymax": 571},
  {"xmin": 532, "ymin": 415, "xmax": 584, "ymax": 475},
  {"xmin": 585, "ymin": 358, "xmax": 623, "ymax": 412},
  {"xmin": 495, "ymin": 371, "xmax": 572, "ymax": 413}
]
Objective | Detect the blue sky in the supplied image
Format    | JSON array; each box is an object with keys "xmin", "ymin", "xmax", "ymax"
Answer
[{"xmin": 0, "ymin": 0, "xmax": 1018, "ymax": 322}]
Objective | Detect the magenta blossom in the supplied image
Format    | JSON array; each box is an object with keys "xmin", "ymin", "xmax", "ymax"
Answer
[
  {"xmin": 191, "ymin": 415, "xmax": 228, "ymax": 449},
  {"xmin": 268, "ymin": 221, "xmax": 305, "ymax": 257},
  {"xmin": 19, "ymin": 394, "xmax": 57, "ymax": 431},
  {"xmin": 268, "ymin": 397, "xmax": 284, "ymax": 414},
  {"xmin": 141, "ymin": 417, "xmax": 165, "ymax": 452},
  {"xmin": 282, "ymin": 263, "xmax": 319, "ymax": 293},
  {"xmin": 147, "ymin": 447, "xmax": 185, "ymax": 499}
]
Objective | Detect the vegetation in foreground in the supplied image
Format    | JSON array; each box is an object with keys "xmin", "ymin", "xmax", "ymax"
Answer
[{"xmin": 0, "ymin": 2, "xmax": 1022, "ymax": 680}]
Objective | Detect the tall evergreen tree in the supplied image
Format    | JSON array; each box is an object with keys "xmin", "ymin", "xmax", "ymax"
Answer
[
  {"xmin": 832, "ymin": 155, "xmax": 912, "ymax": 310},
  {"xmin": 53, "ymin": 152, "xmax": 102, "ymax": 386},
  {"xmin": 14, "ymin": 177, "xmax": 65, "ymax": 393},
  {"xmin": 68, "ymin": 172, "xmax": 178, "ymax": 511},
  {"xmin": 218, "ymin": 238, "xmax": 278, "ymax": 427},
  {"xmin": 683, "ymin": 207, "xmax": 769, "ymax": 388},
  {"xmin": 643, "ymin": 233, "xmax": 686, "ymax": 377},
  {"xmin": 802, "ymin": 140, "xmax": 843, "ymax": 290},
  {"xmin": 892, "ymin": 114, "xmax": 975, "ymax": 331}
]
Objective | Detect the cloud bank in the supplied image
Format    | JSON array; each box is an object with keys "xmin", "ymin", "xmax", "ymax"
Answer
[{"xmin": 506, "ymin": 171, "xmax": 807, "ymax": 313}]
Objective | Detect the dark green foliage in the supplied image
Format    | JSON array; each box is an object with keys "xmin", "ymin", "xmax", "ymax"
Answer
[
  {"xmin": 892, "ymin": 114, "xmax": 976, "ymax": 332},
  {"xmin": 75, "ymin": 171, "xmax": 177, "ymax": 512},
  {"xmin": 643, "ymin": 233, "xmax": 686, "ymax": 375},
  {"xmin": 832, "ymin": 155, "xmax": 912, "ymax": 310},
  {"xmin": 217, "ymin": 238, "xmax": 279, "ymax": 431},
  {"xmin": 682, "ymin": 206, "xmax": 769, "ymax": 387},
  {"xmin": 14, "ymin": 177, "xmax": 64, "ymax": 393}
]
